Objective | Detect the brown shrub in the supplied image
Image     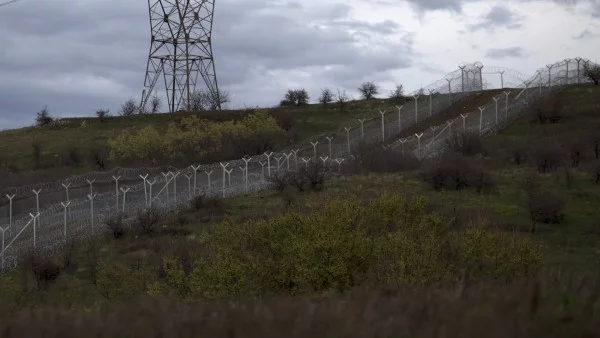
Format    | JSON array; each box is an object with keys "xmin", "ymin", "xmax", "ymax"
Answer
[
  {"xmin": 532, "ymin": 143, "xmax": 563, "ymax": 173},
  {"xmin": 350, "ymin": 141, "xmax": 420, "ymax": 174},
  {"xmin": 105, "ymin": 214, "xmax": 125, "ymax": 239},
  {"xmin": 511, "ymin": 144, "xmax": 528, "ymax": 165},
  {"xmin": 31, "ymin": 140, "xmax": 43, "ymax": 169},
  {"xmin": 527, "ymin": 191, "xmax": 566, "ymax": 233},
  {"xmin": 445, "ymin": 131, "xmax": 487, "ymax": 157},
  {"xmin": 61, "ymin": 147, "xmax": 83, "ymax": 167},
  {"xmin": 421, "ymin": 153, "xmax": 494, "ymax": 193},
  {"xmin": 19, "ymin": 249, "xmax": 61, "ymax": 289},
  {"xmin": 190, "ymin": 194, "xmax": 226, "ymax": 213},
  {"xmin": 134, "ymin": 207, "xmax": 161, "ymax": 236}
]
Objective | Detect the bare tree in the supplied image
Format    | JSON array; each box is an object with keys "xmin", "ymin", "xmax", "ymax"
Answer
[
  {"xmin": 35, "ymin": 106, "xmax": 53, "ymax": 126},
  {"xmin": 358, "ymin": 81, "xmax": 379, "ymax": 100},
  {"xmin": 190, "ymin": 90, "xmax": 231, "ymax": 111},
  {"xmin": 120, "ymin": 99, "xmax": 139, "ymax": 116},
  {"xmin": 318, "ymin": 88, "xmax": 334, "ymax": 105},
  {"xmin": 584, "ymin": 62, "xmax": 600, "ymax": 85},
  {"xmin": 95, "ymin": 109, "xmax": 110, "ymax": 123},
  {"xmin": 282, "ymin": 89, "xmax": 310, "ymax": 107},
  {"xmin": 150, "ymin": 95, "xmax": 162, "ymax": 114},
  {"xmin": 389, "ymin": 84, "xmax": 405, "ymax": 103},
  {"xmin": 336, "ymin": 89, "xmax": 349, "ymax": 113}
]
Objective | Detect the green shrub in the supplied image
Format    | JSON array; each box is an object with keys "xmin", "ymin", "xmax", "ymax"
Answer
[
  {"xmin": 151, "ymin": 193, "xmax": 541, "ymax": 300},
  {"xmin": 96, "ymin": 260, "xmax": 153, "ymax": 301}
]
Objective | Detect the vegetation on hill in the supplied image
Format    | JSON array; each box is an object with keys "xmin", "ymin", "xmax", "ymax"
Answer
[{"xmin": 0, "ymin": 83, "xmax": 599, "ymax": 336}]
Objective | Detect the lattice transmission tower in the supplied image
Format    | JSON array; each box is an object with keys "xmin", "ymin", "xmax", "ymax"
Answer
[{"xmin": 140, "ymin": 0, "xmax": 221, "ymax": 113}]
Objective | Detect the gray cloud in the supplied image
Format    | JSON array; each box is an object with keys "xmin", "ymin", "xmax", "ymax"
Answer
[
  {"xmin": 485, "ymin": 47, "xmax": 525, "ymax": 59},
  {"xmin": 573, "ymin": 29, "xmax": 597, "ymax": 39},
  {"xmin": 0, "ymin": 0, "xmax": 414, "ymax": 129},
  {"xmin": 468, "ymin": 5, "xmax": 524, "ymax": 32}
]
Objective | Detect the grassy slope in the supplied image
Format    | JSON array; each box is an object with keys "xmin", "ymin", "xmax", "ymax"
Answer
[
  {"xmin": 1, "ymin": 85, "xmax": 599, "ymax": 305},
  {"xmin": 0, "ymin": 97, "xmax": 410, "ymax": 175}
]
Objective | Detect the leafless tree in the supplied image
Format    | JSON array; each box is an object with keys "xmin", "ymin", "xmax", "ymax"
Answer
[
  {"xmin": 336, "ymin": 89, "xmax": 350, "ymax": 113},
  {"xmin": 120, "ymin": 99, "xmax": 139, "ymax": 116},
  {"xmin": 190, "ymin": 90, "xmax": 231, "ymax": 111},
  {"xmin": 95, "ymin": 109, "xmax": 110, "ymax": 123},
  {"xmin": 318, "ymin": 88, "xmax": 334, "ymax": 105},
  {"xmin": 389, "ymin": 84, "xmax": 405, "ymax": 103},
  {"xmin": 35, "ymin": 106, "xmax": 53, "ymax": 126},
  {"xmin": 282, "ymin": 89, "xmax": 310, "ymax": 107},
  {"xmin": 584, "ymin": 62, "xmax": 600, "ymax": 85},
  {"xmin": 358, "ymin": 81, "xmax": 379, "ymax": 100},
  {"xmin": 150, "ymin": 95, "xmax": 162, "ymax": 114}
]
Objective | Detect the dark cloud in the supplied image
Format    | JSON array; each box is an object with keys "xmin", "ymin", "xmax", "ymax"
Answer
[
  {"xmin": 468, "ymin": 5, "xmax": 524, "ymax": 32},
  {"xmin": 485, "ymin": 47, "xmax": 525, "ymax": 59},
  {"xmin": 0, "ymin": 0, "xmax": 414, "ymax": 129}
]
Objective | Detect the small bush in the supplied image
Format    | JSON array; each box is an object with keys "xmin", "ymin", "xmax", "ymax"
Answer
[
  {"xmin": 445, "ymin": 131, "xmax": 486, "ymax": 157},
  {"xmin": 62, "ymin": 239, "xmax": 77, "ymax": 272},
  {"xmin": 527, "ymin": 191, "xmax": 566, "ymax": 232},
  {"xmin": 567, "ymin": 139, "xmax": 585, "ymax": 167},
  {"xmin": 135, "ymin": 207, "xmax": 161, "ymax": 235},
  {"xmin": 190, "ymin": 194, "xmax": 226, "ymax": 213},
  {"xmin": 272, "ymin": 111, "xmax": 295, "ymax": 132},
  {"xmin": 19, "ymin": 250, "xmax": 61, "ymax": 289},
  {"xmin": 351, "ymin": 141, "xmax": 420, "ymax": 174},
  {"xmin": 120, "ymin": 99, "xmax": 139, "ymax": 116},
  {"xmin": 96, "ymin": 109, "xmax": 110, "ymax": 122},
  {"xmin": 105, "ymin": 214, "xmax": 125, "ymax": 239},
  {"xmin": 532, "ymin": 143, "xmax": 563, "ymax": 173},
  {"xmin": 422, "ymin": 153, "xmax": 494, "ymax": 193},
  {"xmin": 268, "ymin": 170, "xmax": 289, "ymax": 192}
]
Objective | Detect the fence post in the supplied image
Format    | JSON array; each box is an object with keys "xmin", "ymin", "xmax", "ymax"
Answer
[
  {"xmin": 139, "ymin": 174, "xmax": 149, "ymax": 206},
  {"xmin": 493, "ymin": 97, "xmax": 500, "ymax": 124},
  {"xmin": 546, "ymin": 64, "xmax": 554, "ymax": 89},
  {"xmin": 395, "ymin": 105, "xmax": 403, "ymax": 132},
  {"xmin": 499, "ymin": 71, "xmax": 504, "ymax": 89},
  {"xmin": 504, "ymin": 91, "xmax": 511, "ymax": 118},
  {"xmin": 274, "ymin": 156, "xmax": 283, "ymax": 172},
  {"xmin": 220, "ymin": 162, "xmax": 229, "ymax": 198},
  {"xmin": 171, "ymin": 171, "xmax": 180, "ymax": 203},
  {"xmin": 86, "ymin": 179, "xmax": 95, "ymax": 196},
  {"xmin": 120, "ymin": 187, "xmax": 130, "ymax": 213},
  {"xmin": 29, "ymin": 213, "xmax": 39, "ymax": 248},
  {"xmin": 301, "ymin": 157, "xmax": 311, "ymax": 169},
  {"xmin": 161, "ymin": 172, "xmax": 170, "ymax": 201},
  {"xmin": 310, "ymin": 141, "xmax": 319, "ymax": 158},
  {"xmin": 226, "ymin": 169, "xmax": 232, "ymax": 188},
  {"xmin": 344, "ymin": 127, "xmax": 351, "ymax": 154},
  {"xmin": 259, "ymin": 161, "xmax": 266, "ymax": 178},
  {"xmin": 239, "ymin": 166, "xmax": 247, "ymax": 192},
  {"xmin": 320, "ymin": 156, "xmax": 328, "ymax": 167},
  {"xmin": 415, "ymin": 133, "xmax": 424, "ymax": 159},
  {"xmin": 147, "ymin": 179, "xmax": 156, "ymax": 207},
  {"xmin": 205, "ymin": 170, "xmax": 213, "ymax": 192},
  {"xmin": 478, "ymin": 106, "xmax": 485, "ymax": 135},
  {"xmin": 283, "ymin": 152, "xmax": 292, "ymax": 171},
  {"xmin": 358, "ymin": 119, "xmax": 366, "ymax": 139},
  {"xmin": 112, "ymin": 175, "xmax": 121, "ymax": 213},
  {"xmin": 460, "ymin": 113, "xmax": 469, "ymax": 130},
  {"xmin": 60, "ymin": 201, "xmax": 70, "ymax": 241},
  {"xmin": 87, "ymin": 193, "xmax": 97, "ymax": 235},
  {"xmin": 61, "ymin": 182, "xmax": 71, "ymax": 218},
  {"xmin": 243, "ymin": 157, "xmax": 251, "ymax": 188},
  {"xmin": 291, "ymin": 149, "xmax": 299, "ymax": 170},
  {"xmin": 399, "ymin": 138, "xmax": 407, "ymax": 156},
  {"xmin": 325, "ymin": 137, "xmax": 334, "ymax": 159},
  {"xmin": 190, "ymin": 164, "xmax": 201, "ymax": 196},
  {"xmin": 428, "ymin": 89, "xmax": 434, "ymax": 116},
  {"xmin": 264, "ymin": 152, "xmax": 273, "ymax": 178},
  {"xmin": 335, "ymin": 158, "xmax": 344, "ymax": 172},
  {"xmin": 575, "ymin": 57, "xmax": 582, "ymax": 83}
]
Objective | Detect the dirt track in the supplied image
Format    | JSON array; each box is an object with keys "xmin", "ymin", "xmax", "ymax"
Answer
[{"xmin": 390, "ymin": 89, "xmax": 520, "ymax": 141}]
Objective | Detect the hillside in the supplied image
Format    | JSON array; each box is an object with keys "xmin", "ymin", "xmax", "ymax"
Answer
[{"xmin": 0, "ymin": 83, "xmax": 599, "ymax": 336}]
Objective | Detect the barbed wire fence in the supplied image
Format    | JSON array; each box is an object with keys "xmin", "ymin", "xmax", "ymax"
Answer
[{"xmin": 0, "ymin": 57, "xmax": 595, "ymax": 273}]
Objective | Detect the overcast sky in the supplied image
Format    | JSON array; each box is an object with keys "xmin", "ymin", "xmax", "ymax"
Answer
[{"xmin": 0, "ymin": 0, "xmax": 598, "ymax": 130}]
